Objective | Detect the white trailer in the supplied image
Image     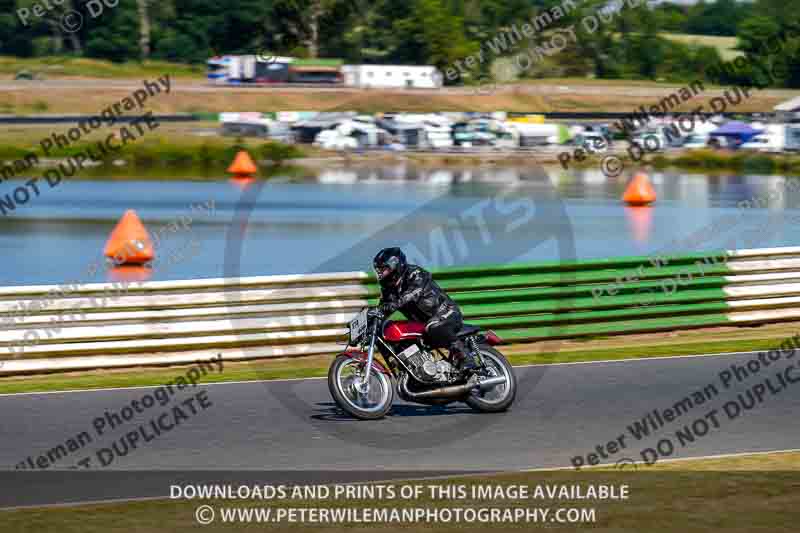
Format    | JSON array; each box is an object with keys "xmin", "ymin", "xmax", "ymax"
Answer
[
  {"xmin": 341, "ymin": 65, "xmax": 443, "ymax": 89},
  {"xmin": 785, "ymin": 125, "xmax": 800, "ymax": 151},
  {"xmin": 394, "ymin": 114, "xmax": 453, "ymax": 148},
  {"xmin": 207, "ymin": 55, "xmax": 293, "ymax": 84},
  {"xmin": 219, "ymin": 112, "xmax": 292, "ymax": 142},
  {"xmin": 741, "ymin": 124, "xmax": 786, "ymax": 152},
  {"xmin": 510, "ymin": 122, "xmax": 561, "ymax": 146}
]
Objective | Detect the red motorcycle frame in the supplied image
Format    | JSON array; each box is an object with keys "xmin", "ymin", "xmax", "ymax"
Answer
[{"xmin": 328, "ymin": 308, "xmax": 515, "ymax": 420}]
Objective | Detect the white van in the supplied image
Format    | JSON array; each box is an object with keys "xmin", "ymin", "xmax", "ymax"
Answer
[
  {"xmin": 741, "ymin": 135, "xmax": 783, "ymax": 152},
  {"xmin": 741, "ymin": 124, "xmax": 786, "ymax": 152}
]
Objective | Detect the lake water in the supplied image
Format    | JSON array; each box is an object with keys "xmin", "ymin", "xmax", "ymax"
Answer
[{"xmin": 1, "ymin": 164, "xmax": 798, "ymax": 286}]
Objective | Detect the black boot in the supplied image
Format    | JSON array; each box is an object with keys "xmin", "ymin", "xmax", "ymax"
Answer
[{"xmin": 451, "ymin": 341, "xmax": 477, "ymax": 374}]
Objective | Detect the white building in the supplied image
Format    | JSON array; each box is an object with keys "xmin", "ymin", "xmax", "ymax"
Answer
[
  {"xmin": 771, "ymin": 96, "xmax": 800, "ymax": 124},
  {"xmin": 774, "ymin": 96, "xmax": 800, "ymax": 113},
  {"xmin": 342, "ymin": 65, "xmax": 443, "ymax": 89}
]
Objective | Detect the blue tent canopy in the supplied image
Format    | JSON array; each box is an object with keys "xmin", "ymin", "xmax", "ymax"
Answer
[{"xmin": 709, "ymin": 121, "xmax": 764, "ymax": 143}]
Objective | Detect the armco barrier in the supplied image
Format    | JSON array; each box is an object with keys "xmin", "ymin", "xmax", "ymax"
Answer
[{"xmin": 3, "ymin": 246, "xmax": 800, "ymax": 375}]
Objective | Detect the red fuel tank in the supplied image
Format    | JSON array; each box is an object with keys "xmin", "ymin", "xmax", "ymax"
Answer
[{"xmin": 383, "ymin": 321, "xmax": 426, "ymax": 342}]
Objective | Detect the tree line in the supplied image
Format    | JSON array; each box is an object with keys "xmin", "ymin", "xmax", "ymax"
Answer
[{"xmin": 0, "ymin": 0, "xmax": 797, "ymax": 88}]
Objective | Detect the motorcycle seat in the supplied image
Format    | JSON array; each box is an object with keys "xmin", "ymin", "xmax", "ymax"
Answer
[{"xmin": 456, "ymin": 324, "xmax": 481, "ymax": 337}]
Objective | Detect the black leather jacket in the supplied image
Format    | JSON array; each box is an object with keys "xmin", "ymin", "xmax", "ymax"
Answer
[{"xmin": 379, "ymin": 265, "xmax": 461, "ymax": 323}]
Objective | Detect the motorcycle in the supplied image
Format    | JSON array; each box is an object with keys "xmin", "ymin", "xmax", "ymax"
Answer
[{"xmin": 328, "ymin": 307, "xmax": 517, "ymax": 420}]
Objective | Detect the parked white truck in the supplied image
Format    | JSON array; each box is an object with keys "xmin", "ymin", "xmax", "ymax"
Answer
[
  {"xmin": 785, "ymin": 124, "xmax": 800, "ymax": 152},
  {"xmin": 739, "ymin": 124, "xmax": 800, "ymax": 152},
  {"xmin": 741, "ymin": 124, "xmax": 785, "ymax": 152}
]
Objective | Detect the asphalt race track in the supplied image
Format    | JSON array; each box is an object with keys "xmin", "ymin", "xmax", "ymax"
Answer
[{"xmin": 1, "ymin": 351, "xmax": 798, "ymax": 506}]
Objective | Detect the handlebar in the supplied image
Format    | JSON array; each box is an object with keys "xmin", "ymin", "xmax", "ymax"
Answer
[{"xmin": 367, "ymin": 307, "xmax": 385, "ymax": 320}]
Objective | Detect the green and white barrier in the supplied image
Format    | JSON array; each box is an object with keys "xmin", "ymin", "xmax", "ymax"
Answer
[{"xmin": 2, "ymin": 247, "xmax": 800, "ymax": 375}]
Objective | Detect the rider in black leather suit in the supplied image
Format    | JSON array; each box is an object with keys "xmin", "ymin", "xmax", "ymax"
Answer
[{"xmin": 373, "ymin": 247, "xmax": 477, "ymax": 372}]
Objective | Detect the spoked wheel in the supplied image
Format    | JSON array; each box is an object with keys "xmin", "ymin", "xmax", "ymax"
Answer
[
  {"xmin": 328, "ymin": 355, "xmax": 395, "ymax": 420},
  {"xmin": 464, "ymin": 346, "xmax": 516, "ymax": 413}
]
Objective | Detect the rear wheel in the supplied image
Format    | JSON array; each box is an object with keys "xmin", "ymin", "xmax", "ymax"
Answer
[
  {"xmin": 464, "ymin": 346, "xmax": 516, "ymax": 413},
  {"xmin": 328, "ymin": 355, "xmax": 394, "ymax": 420}
]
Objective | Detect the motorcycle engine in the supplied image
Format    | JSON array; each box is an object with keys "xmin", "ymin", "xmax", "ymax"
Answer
[{"xmin": 396, "ymin": 345, "xmax": 453, "ymax": 383}]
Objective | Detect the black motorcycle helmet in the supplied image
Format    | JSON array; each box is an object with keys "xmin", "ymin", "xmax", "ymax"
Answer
[{"xmin": 373, "ymin": 247, "xmax": 407, "ymax": 287}]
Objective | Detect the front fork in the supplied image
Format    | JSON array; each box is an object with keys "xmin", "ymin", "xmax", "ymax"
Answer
[{"xmin": 357, "ymin": 320, "xmax": 380, "ymax": 395}]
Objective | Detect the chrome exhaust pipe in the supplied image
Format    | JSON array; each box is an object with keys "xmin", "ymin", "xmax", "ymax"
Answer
[
  {"xmin": 400, "ymin": 375, "xmax": 507, "ymax": 400},
  {"xmin": 477, "ymin": 376, "xmax": 507, "ymax": 390}
]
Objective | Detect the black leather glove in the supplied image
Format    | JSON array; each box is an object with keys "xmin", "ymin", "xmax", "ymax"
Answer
[
  {"xmin": 375, "ymin": 296, "xmax": 397, "ymax": 317},
  {"xmin": 367, "ymin": 307, "xmax": 385, "ymax": 320},
  {"xmin": 380, "ymin": 301, "xmax": 399, "ymax": 317}
]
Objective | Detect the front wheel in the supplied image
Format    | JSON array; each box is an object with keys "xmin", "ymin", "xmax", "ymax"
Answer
[
  {"xmin": 328, "ymin": 355, "xmax": 395, "ymax": 420},
  {"xmin": 464, "ymin": 346, "xmax": 516, "ymax": 413}
]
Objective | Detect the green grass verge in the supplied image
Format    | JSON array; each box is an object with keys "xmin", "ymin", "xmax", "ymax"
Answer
[
  {"xmin": 0, "ymin": 127, "xmax": 305, "ymax": 177},
  {"xmin": 559, "ymin": 149, "xmax": 800, "ymax": 176},
  {"xmin": 0, "ymin": 335, "xmax": 787, "ymax": 395},
  {"xmin": 0, "ymin": 56, "xmax": 202, "ymax": 79},
  {"xmin": 650, "ymin": 149, "xmax": 800, "ymax": 175},
  {"xmin": 0, "ymin": 140, "xmax": 304, "ymax": 169},
  {"xmin": 661, "ymin": 33, "xmax": 742, "ymax": 61}
]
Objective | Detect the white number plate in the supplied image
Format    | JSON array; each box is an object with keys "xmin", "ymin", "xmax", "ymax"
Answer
[{"xmin": 349, "ymin": 309, "xmax": 368, "ymax": 344}]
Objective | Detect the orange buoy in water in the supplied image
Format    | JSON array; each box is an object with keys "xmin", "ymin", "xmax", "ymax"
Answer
[
  {"xmin": 229, "ymin": 176, "xmax": 255, "ymax": 191},
  {"xmin": 624, "ymin": 203, "xmax": 653, "ymax": 244},
  {"xmin": 623, "ymin": 172, "xmax": 656, "ymax": 206},
  {"xmin": 104, "ymin": 210, "xmax": 154, "ymax": 265},
  {"xmin": 228, "ymin": 150, "xmax": 257, "ymax": 177},
  {"xmin": 108, "ymin": 265, "xmax": 153, "ymax": 282}
]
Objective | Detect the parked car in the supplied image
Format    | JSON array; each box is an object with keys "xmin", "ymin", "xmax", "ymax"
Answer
[
  {"xmin": 682, "ymin": 134, "xmax": 711, "ymax": 149},
  {"xmin": 574, "ymin": 132, "xmax": 610, "ymax": 154}
]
